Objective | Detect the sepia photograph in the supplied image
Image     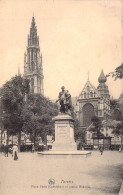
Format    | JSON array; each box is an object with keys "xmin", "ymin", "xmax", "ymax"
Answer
[{"xmin": 0, "ymin": 0, "xmax": 123, "ymax": 195}]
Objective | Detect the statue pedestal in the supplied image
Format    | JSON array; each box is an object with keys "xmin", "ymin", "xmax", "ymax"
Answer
[
  {"xmin": 52, "ymin": 113, "xmax": 77, "ymax": 151},
  {"xmin": 38, "ymin": 105, "xmax": 91, "ymax": 157}
]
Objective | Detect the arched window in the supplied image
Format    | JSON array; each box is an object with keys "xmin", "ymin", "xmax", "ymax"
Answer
[
  {"xmin": 112, "ymin": 109, "xmax": 121, "ymax": 120},
  {"xmin": 82, "ymin": 103, "xmax": 95, "ymax": 127}
]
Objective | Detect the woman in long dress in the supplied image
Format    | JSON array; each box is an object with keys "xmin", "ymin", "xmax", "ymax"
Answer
[{"xmin": 12, "ymin": 144, "xmax": 18, "ymax": 160}]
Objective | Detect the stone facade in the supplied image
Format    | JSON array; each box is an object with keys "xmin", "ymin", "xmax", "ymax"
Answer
[
  {"xmin": 78, "ymin": 70, "xmax": 111, "ymax": 129},
  {"xmin": 24, "ymin": 16, "xmax": 44, "ymax": 95}
]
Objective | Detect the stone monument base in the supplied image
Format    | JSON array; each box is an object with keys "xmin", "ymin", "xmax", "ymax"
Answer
[
  {"xmin": 53, "ymin": 143, "xmax": 76, "ymax": 151},
  {"xmin": 38, "ymin": 113, "xmax": 92, "ymax": 158},
  {"xmin": 37, "ymin": 151, "xmax": 91, "ymax": 158},
  {"xmin": 52, "ymin": 113, "xmax": 77, "ymax": 151}
]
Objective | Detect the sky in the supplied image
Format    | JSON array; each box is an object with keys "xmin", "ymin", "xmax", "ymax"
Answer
[{"xmin": 0, "ymin": 0, "xmax": 123, "ymax": 100}]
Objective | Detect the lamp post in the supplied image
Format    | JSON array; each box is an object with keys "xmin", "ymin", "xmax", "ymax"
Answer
[
  {"xmin": 0, "ymin": 96, "xmax": 3, "ymax": 145},
  {"xmin": 0, "ymin": 96, "xmax": 6, "ymax": 146},
  {"xmin": 103, "ymin": 106, "xmax": 108, "ymax": 137},
  {"xmin": 105, "ymin": 114, "xmax": 108, "ymax": 137}
]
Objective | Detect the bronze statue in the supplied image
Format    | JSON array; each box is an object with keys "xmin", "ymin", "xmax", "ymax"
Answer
[{"xmin": 56, "ymin": 86, "xmax": 72, "ymax": 114}]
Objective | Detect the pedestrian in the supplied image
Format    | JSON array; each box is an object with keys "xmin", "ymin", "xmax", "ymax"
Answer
[
  {"xmin": 81, "ymin": 144, "xmax": 85, "ymax": 151},
  {"xmin": 1, "ymin": 144, "xmax": 4, "ymax": 154},
  {"xmin": 119, "ymin": 145, "xmax": 122, "ymax": 152},
  {"xmin": 32, "ymin": 144, "xmax": 35, "ymax": 153},
  {"xmin": 12, "ymin": 144, "xmax": 18, "ymax": 160},
  {"xmin": 4, "ymin": 145, "xmax": 9, "ymax": 157},
  {"xmin": 99, "ymin": 146, "xmax": 104, "ymax": 155}
]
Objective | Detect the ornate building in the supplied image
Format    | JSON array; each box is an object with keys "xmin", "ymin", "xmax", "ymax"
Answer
[
  {"xmin": 78, "ymin": 70, "xmax": 111, "ymax": 129},
  {"xmin": 24, "ymin": 16, "xmax": 44, "ymax": 95}
]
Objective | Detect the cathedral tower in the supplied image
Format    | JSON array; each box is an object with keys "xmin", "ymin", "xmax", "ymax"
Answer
[{"xmin": 24, "ymin": 16, "xmax": 44, "ymax": 95}]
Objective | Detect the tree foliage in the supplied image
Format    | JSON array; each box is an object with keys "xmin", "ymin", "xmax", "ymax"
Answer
[
  {"xmin": 106, "ymin": 63, "xmax": 123, "ymax": 80},
  {"xmin": 22, "ymin": 94, "xmax": 58, "ymax": 144},
  {"xmin": 1, "ymin": 75, "xmax": 58, "ymax": 148},
  {"xmin": 1, "ymin": 75, "xmax": 30, "ymax": 148},
  {"xmin": 112, "ymin": 120, "xmax": 123, "ymax": 146},
  {"xmin": 88, "ymin": 116, "xmax": 103, "ymax": 137},
  {"xmin": 73, "ymin": 114, "xmax": 85, "ymax": 143},
  {"xmin": 111, "ymin": 120, "xmax": 123, "ymax": 136},
  {"xmin": 1, "ymin": 75, "xmax": 30, "ymax": 132}
]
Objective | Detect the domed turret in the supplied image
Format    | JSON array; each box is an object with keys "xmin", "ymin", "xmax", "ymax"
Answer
[
  {"xmin": 98, "ymin": 69, "xmax": 107, "ymax": 83},
  {"xmin": 97, "ymin": 69, "xmax": 110, "ymax": 99}
]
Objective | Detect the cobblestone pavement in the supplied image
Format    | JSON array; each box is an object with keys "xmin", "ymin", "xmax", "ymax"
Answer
[{"xmin": 0, "ymin": 151, "xmax": 123, "ymax": 195}]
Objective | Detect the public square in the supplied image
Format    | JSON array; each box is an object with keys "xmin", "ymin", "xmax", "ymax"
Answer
[{"xmin": 0, "ymin": 151, "xmax": 123, "ymax": 195}]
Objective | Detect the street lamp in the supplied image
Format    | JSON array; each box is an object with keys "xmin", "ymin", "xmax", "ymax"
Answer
[
  {"xmin": 0, "ymin": 96, "xmax": 6, "ymax": 146},
  {"xmin": 103, "ymin": 105, "xmax": 108, "ymax": 137},
  {"xmin": 0, "ymin": 96, "xmax": 4, "ymax": 145}
]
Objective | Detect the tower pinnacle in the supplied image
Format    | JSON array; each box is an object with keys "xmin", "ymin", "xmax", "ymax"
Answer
[{"xmin": 87, "ymin": 71, "xmax": 90, "ymax": 81}]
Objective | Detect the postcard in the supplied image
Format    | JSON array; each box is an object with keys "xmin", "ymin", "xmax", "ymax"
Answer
[{"xmin": 0, "ymin": 0, "xmax": 123, "ymax": 195}]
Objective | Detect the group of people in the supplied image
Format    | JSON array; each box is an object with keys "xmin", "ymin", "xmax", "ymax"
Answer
[
  {"xmin": 99, "ymin": 145, "xmax": 122, "ymax": 154},
  {"xmin": 56, "ymin": 86, "xmax": 72, "ymax": 114},
  {"xmin": 1, "ymin": 144, "xmax": 18, "ymax": 160}
]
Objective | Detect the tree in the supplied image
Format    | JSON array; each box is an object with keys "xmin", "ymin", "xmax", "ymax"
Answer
[
  {"xmin": 106, "ymin": 63, "xmax": 123, "ymax": 80},
  {"xmin": 22, "ymin": 94, "xmax": 58, "ymax": 146},
  {"xmin": 1, "ymin": 75, "xmax": 59, "ymax": 149},
  {"xmin": 74, "ymin": 118, "xmax": 85, "ymax": 144},
  {"xmin": 1, "ymin": 75, "xmax": 30, "ymax": 150},
  {"xmin": 88, "ymin": 116, "xmax": 103, "ymax": 137},
  {"xmin": 118, "ymin": 94, "xmax": 123, "ymax": 119},
  {"xmin": 112, "ymin": 120, "xmax": 123, "ymax": 147}
]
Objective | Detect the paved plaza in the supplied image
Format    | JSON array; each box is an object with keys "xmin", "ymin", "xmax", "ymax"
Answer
[{"xmin": 0, "ymin": 151, "xmax": 123, "ymax": 195}]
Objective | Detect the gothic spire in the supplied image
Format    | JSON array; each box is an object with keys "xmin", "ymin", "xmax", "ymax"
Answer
[
  {"xmin": 87, "ymin": 71, "xmax": 90, "ymax": 81},
  {"xmin": 31, "ymin": 16, "xmax": 35, "ymax": 28},
  {"xmin": 28, "ymin": 16, "xmax": 39, "ymax": 47}
]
